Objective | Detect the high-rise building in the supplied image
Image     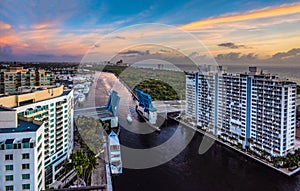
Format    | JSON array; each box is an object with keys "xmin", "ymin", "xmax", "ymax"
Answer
[
  {"xmin": 0, "ymin": 85, "xmax": 74, "ymax": 189},
  {"xmin": 185, "ymin": 67, "xmax": 297, "ymax": 156},
  {"xmin": 0, "ymin": 108, "xmax": 45, "ymax": 191},
  {"xmin": 0, "ymin": 66, "xmax": 54, "ymax": 94}
]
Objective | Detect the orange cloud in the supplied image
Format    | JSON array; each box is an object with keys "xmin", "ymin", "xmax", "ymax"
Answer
[{"xmin": 182, "ymin": 3, "xmax": 300, "ymax": 30}]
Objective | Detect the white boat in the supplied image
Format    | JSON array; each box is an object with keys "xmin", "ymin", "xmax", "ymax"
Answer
[
  {"xmin": 108, "ymin": 131, "xmax": 122, "ymax": 175},
  {"xmin": 126, "ymin": 114, "xmax": 132, "ymax": 123},
  {"xmin": 77, "ymin": 93, "xmax": 85, "ymax": 103},
  {"xmin": 73, "ymin": 91, "xmax": 79, "ymax": 100},
  {"xmin": 83, "ymin": 87, "xmax": 89, "ymax": 94},
  {"xmin": 74, "ymin": 84, "xmax": 85, "ymax": 89}
]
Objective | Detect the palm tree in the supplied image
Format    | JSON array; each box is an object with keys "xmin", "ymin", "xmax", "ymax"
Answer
[
  {"xmin": 70, "ymin": 150, "xmax": 97, "ymax": 186},
  {"xmin": 247, "ymin": 138, "xmax": 254, "ymax": 149}
]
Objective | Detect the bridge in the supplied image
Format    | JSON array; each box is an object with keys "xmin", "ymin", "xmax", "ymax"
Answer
[
  {"xmin": 152, "ymin": 100, "xmax": 185, "ymax": 114},
  {"xmin": 133, "ymin": 88, "xmax": 185, "ymax": 114},
  {"xmin": 74, "ymin": 91, "xmax": 120, "ymax": 128}
]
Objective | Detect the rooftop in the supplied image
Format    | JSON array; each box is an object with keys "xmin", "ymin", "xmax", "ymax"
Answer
[
  {"xmin": 0, "ymin": 106, "xmax": 13, "ymax": 111},
  {"xmin": 0, "ymin": 119, "xmax": 41, "ymax": 134},
  {"xmin": 0, "ymin": 85, "xmax": 71, "ymax": 108}
]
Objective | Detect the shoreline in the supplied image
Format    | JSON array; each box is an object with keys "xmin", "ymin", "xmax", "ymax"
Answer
[{"xmin": 168, "ymin": 116, "xmax": 300, "ymax": 177}]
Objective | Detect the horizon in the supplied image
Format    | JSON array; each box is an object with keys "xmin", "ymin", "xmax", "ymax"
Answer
[{"xmin": 0, "ymin": 0, "xmax": 300, "ymax": 64}]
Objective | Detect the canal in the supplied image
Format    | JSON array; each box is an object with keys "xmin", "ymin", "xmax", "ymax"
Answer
[{"xmin": 94, "ymin": 72, "xmax": 300, "ymax": 191}]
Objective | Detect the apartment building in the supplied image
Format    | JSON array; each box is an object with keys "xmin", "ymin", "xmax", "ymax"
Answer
[
  {"xmin": 0, "ymin": 108, "xmax": 45, "ymax": 191},
  {"xmin": 0, "ymin": 85, "xmax": 74, "ymax": 188},
  {"xmin": 185, "ymin": 67, "xmax": 297, "ymax": 156},
  {"xmin": 0, "ymin": 66, "xmax": 54, "ymax": 94}
]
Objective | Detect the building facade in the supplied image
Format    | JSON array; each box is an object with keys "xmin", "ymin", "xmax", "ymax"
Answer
[
  {"xmin": 0, "ymin": 108, "xmax": 45, "ymax": 191},
  {"xmin": 0, "ymin": 66, "xmax": 54, "ymax": 94},
  {"xmin": 185, "ymin": 67, "xmax": 297, "ymax": 156},
  {"xmin": 0, "ymin": 85, "xmax": 74, "ymax": 189}
]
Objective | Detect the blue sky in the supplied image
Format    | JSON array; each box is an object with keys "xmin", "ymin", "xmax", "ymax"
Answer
[{"xmin": 0, "ymin": 0, "xmax": 300, "ymax": 63}]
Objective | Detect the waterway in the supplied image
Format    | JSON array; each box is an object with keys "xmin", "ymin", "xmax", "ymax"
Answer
[{"xmin": 93, "ymin": 71, "xmax": 300, "ymax": 191}]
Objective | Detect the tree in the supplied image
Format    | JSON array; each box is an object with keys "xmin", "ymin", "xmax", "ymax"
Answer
[
  {"xmin": 247, "ymin": 138, "xmax": 254, "ymax": 148},
  {"xmin": 70, "ymin": 150, "xmax": 96, "ymax": 185}
]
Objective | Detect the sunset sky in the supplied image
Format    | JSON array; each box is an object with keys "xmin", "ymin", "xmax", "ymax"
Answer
[{"xmin": 0, "ymin": 0, "xmax": 300, "ymax": 64}]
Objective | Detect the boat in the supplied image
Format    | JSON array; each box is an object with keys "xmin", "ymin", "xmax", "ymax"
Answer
[
  {"xmin": 126, "ymin": 114, "xmax": 133, "ymax": 123},
  {"xmin": 77, "ymin": 93, "xmax": 85, "ymax": 103},
  {"xmin": 73, "ymin": 91, "xmax": 79, "ymax": 100},
  {"xmin": 83, "ymin": 87, "xmax": 89, "ymax": 94},
  {"xmin": 108, "ymin": 131, "xmax": 122, "ymax": 175}
]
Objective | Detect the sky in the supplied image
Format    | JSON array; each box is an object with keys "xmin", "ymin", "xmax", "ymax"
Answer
[{"xmin": 0, "ymin": 0, "xmax": 300, "ymax": 64}]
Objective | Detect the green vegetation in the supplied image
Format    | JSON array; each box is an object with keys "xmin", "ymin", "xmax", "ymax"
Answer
[
  {"xmin": 75, "ymin": 116, "xmax": 104, "ymax": 154},
  {"xmin": 119, "ymin": 67, "xmax": 186, "ymax": 100},
  {"xmin": 102, "ymin": 65, "xmax": 128, "ymax": 77},
  {"xmin": 272, "ymin": 150, "xmax": 300, "ymax": 170},
  {"xmin": 63, "ymin": 116, "xmax": 104, "ymax": 186},
  {"xmin": 69, "ymin": 150, "xmax": 96, "ymax": 185},
  {"xmin": 86, "ymin": 65, "xmax": 128, "ymax": 77},
  {"xmin": 134, "ymin": 79, "xmax": 179, "ymax": 100},
  {"xmin": 88, "ymin": 65, "xmax": 186, "ymax": 100}
]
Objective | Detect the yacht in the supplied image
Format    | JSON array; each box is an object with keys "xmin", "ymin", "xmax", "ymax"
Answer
[
  {"xmin": 108, "ymin": 131, "xmax": 122, "ymax": 175},
  {"xmin": 83, "ymin": 87, "xmax": 90, "ymax": 94},
  {"xmin": 77, "ymin": 93, "xmax": 85, "ymax": 103}
]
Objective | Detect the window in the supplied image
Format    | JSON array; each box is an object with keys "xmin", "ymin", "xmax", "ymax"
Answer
[
  {"xmin": 22, "ymin": 153, "xmax": 30, "ymax": 159},
  {"xmin": 38, "ymin": 144, "xmax": 42, "ymax": 152},
  {"xmin": 22, "ymin": 184, "xmax": 30, "ymax": 190},
  {"xmin": 22, "ymin": 174, "xmax": 30, "ymax": 180},
  {"xmin": 5, "ymin": 165, "xmax": 13, "ymax": 171},
  {"xmin": 38, "ymin": 153, "xmax": 42, "ymax": 161},
  {"xmin": 22, "ymin": 164, "xmax": 30, "ymax": 169},
  {"xmin": 38, "ymin": 135, "xmax": 42, "ymax": 142},
  {"xmin": 5, "ymin": 175, "xmax": 13, "ymax": 181},
  {"xmin": 5, "ymin": 144, "xmax": 13, "ymax": 149},
  {"xmin": 5, "ymin": 185, "xmax": 13, "ymax": 191},
  {"xmin": 5, "ymin": 154, "xmax": 13, "ymax": 160},
  {"xmin": 22, "ymin": 142, "xmax": 29, "ymax": 148}
]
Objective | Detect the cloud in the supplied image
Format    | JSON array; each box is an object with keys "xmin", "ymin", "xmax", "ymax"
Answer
[
  {"xmin": 218, "ymin": 42, "xmax": 248, "ymax": 49},
  {"xmin": 271, "ymin": 48, "xmax": 300, "ymax": 60},
  {"xmin": 119, "ymin": 50, "xmax": 150, "ymax": 55},
  {"xmin": 216, "ymin": 52, "xmax": 241, "ymax": 61},
  {"xmin": 0, "ymin": 53, "xmax": 82, "ymax": 62},
  {"xmin": 267, "ymin": 48, "xmax": 300, "ymax": 63},
  {"xmin": 215, "ymin": 52, "xmax": 259, "ymax": 63},
  {"xmin": 0, "ymin": 45, "xmax": 13, "ymax": 55},
  {"xmin": 111, "ymin": 36, "xmax": 126, "ymax": 40},
  {"xmin": 182, "ymin": 3, "xmax": 300, "ymax": 30},
  {"xmin": 213, "ymin": 48, "xmax": 300, "ymax": 64}
]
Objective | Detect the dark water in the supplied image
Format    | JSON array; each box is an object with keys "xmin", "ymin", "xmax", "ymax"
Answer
[
  {"xmin": 95, "ymin": 72, "xmax": 300, "ymax": 191},
  {"xmin": 114, "ymin": 121, "xmax": 300, "ymax": 191}
]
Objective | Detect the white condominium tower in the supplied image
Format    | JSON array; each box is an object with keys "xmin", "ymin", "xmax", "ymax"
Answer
[
  {"xmin": 185, "ymin": 66, "xmax": 296, "ymax": 156},
  {"xmin": 0, "ymin": 108, "xmax": 45, "ymax": 191},
  {"xmin": 0, "ymin": 85, "xmax": 74, "ymax": 190}
]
